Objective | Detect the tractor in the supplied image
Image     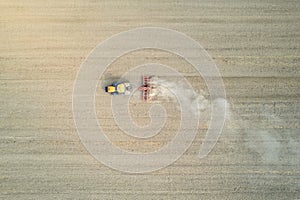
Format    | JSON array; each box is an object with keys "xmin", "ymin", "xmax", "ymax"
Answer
[{"xmin": 105, "ymin": 81, "xmax": 131, "ymax": 95}]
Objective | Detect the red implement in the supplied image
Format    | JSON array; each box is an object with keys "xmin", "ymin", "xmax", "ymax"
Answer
[{"xmin": 138, "ymin": 76, "xmax": 152, "ymax": 102}]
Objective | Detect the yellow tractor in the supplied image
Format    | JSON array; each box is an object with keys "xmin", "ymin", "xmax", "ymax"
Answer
[{"xmin": 105, "ymin": 81, "xmax": 131, "ymax": 95}]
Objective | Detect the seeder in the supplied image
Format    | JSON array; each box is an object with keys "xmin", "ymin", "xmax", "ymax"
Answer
[{"xmin": 138, "ymin": 76, "xmax": 156, "ymax": 102}]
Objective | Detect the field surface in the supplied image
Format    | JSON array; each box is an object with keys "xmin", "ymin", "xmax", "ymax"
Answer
[{"xmin": 1, "ymin": 0, "xmax": 299, "ymax": 199}]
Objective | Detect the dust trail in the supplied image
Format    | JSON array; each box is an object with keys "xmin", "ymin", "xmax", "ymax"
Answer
[
  {"xmin": 148, "ymin": 77, "xmax": 298, "ymax": 165},
  {"xmin": 231, "ymin": 108, "xmax": 299, "ymax": 165},
  {"xmin": 149, "ymin": 77, "xmax": 211, "ymax": 116}
]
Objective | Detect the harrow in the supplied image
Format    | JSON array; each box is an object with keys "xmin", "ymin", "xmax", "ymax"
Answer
[{"xmin": 138, "ymin": 76, "xmax": 156, "ymax": 102}]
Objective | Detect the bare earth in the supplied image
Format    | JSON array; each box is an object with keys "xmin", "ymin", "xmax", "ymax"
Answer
[{"xmin": 1, "ymin": 0, "xmax": 299, "ymax": 199}]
